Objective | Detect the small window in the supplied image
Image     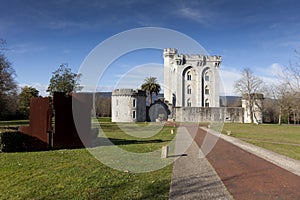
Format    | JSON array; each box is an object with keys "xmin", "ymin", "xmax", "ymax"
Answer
[
  {"xmin": 187, "ymin": 85, "xmax": 191, "ymax": 94},
  {"xmin": 205, "ymin": 99, "xmax": 209, "ymax": 107},
  {"xmin": 133, "ymin": 110, "xmax": 136, "ymax": 119},
  {"xmin": 133, "ymin": 99, "xmax": 136, "ymax": 107},
  {"xmin": 116, "ymin": 99, "xmax": 118, "ymax": 106},
  {"xmin": 205, "ymin": 86, "xmax": 209, "ymax": 95},
  {"xmin": 187, "ymin": 71, "xmax": 191, "ymax": 80},
  {"xmin": 116, "ymin": 111, "xmax": 118, "ymax": 117},
  {"xmin": 187, "ymin": 99, "xmax": 191, "ymax": 107}
]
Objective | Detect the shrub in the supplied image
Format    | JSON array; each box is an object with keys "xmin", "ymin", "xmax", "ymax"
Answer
[{"xmin": 0, "ymin": 131, "xmax": 48, "ymax": 152}]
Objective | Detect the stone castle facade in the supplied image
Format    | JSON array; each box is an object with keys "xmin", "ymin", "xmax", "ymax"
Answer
[
  {"xmin": 112, "ymin": 48, "xmax": 263, "ymax": 123},
  {"xmin": 163, "ymin": 48, "xmax": 221, "ymax": 108}
]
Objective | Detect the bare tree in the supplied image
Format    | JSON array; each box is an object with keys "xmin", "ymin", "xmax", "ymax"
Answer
[
  {"xmin": 285, "ymin": 50, "xmax": 300, "ymax": 92},
  {"xmin": 273, "ymin": 50, "xmax": 300, "ymax": 124},
  {"xmin": 233, "ymin": 68, "xmax": 264, "ymax": 123},
  {"xmin": 269, "ymin": 84, "xmax": 291, "ymax": 125}
]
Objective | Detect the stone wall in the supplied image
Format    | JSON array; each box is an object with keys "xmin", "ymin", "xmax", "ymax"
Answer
[{"xmin": 174, "ymin": 107, "xmax": 244, "ymax": 123}]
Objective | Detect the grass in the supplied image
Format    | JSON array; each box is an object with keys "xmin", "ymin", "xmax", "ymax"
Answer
[
  {"xmin": 98, "ymin": 122, "xmax": 175, "ymax": 153},
  {"xmin": 222, "ymin": 123, "xmax": 300, "ymax": 160},
  {"xmin": 0, "ymin": 120, "xmax": 175, "ymax": 200},
  {"xmin": 97, "ymin": 117, "xmax": 111, "ymax": 123}
]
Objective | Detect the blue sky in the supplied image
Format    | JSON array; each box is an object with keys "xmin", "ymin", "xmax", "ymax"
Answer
[{"xmin": 1, "ymin": 0, "xmax": 300, "ymax": 95}]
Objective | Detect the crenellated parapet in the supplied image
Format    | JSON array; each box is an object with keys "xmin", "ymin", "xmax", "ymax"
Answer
[
  {"xmin": 112, "ymin": 88, "xmax": 146, "ymax": 97},
  {"xmin": 164, "ymin": 48, "xmax": 221, "ymax": 67}
]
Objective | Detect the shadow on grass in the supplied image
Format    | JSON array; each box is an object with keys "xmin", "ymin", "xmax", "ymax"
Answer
[{"xmin": 93, "ymin": 137, "xmax": 167, "ymax": 146}]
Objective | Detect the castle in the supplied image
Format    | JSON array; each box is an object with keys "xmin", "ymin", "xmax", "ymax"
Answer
[
  {"xmin": 111, "ymin": 48, "xmax": 263, "ymax": 123},
  {"xmin": 163, "ymin": 48, "xmax": 221, "ymax": 108}
]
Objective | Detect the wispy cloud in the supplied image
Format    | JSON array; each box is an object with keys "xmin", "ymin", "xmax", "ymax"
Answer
[
  {"xmin": 257, "ymin": 63, "xmax": 285, "ymax": 78},
  {"xmin": 8, "ymin": 43, "xmax": 46, "ymax": 54},
  {"xmin": 219, "ymin": 67, "xmax": 240, "ymax": 96},
  {"xmin": 220, "ymin": 63, "xmax": 284, "ymax": 96},
  {"xmin": 178, "ymin": 7, "xmax": 208, "ymax": 23},
  {"xmin": 174, "ymin": 2, "xmax": 219, "ymax": 25},
  {"xmin": 114, "ymin": 63, "xmax": 164, "ymax": 90}
]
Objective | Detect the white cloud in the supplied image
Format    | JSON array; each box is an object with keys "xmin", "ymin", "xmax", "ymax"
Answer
[
  {"xmin": 269, "ymin": 63, "xmax": 284, "ymax": 77},
  {"xmin": 220, "ymin": 64, "xmax": 284, "ymax": 96},
  {"xmin": 219, "ymin": 68, "xmax": 240, "ymax": 96},
  {"xmin": 18, "ymin": 82, "xmax": 49, "ymax": 96}
]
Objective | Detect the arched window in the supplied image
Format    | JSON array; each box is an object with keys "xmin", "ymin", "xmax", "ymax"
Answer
[
  {"xmin": 187, "ymin": 85, "xmax": 191, "ymax": 94},
  {"xmin": 205, "ymin": 85, "xmax": 209, "ymax": 95},
  {"xmin": 187, "ymin": 71, "xmax": 191, "ymax": 80},
  {"xmin": 133, "ymin": 99, "xmax": 136, "ymax": 107},
  {"xmin": 205, "ymin": 99, "xmax": 209, "ymax": 107},
  {"xmin": 187, "ymin": 99, "xmax": 191, "ymax": 107},
  {"xmin": 205, "ymin": 72, "xmax": 209, "ymax": 81}
]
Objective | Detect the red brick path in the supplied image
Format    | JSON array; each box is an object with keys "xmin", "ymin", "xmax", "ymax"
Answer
[{"xmin": 194, "ymin": 128, "xmax": 300, "ymax": 200}]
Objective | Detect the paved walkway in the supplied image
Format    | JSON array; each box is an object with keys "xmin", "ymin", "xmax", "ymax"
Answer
[
  {"xmin": 170, "ymin": 125, "xmax": 300, "ymax": 199},
  {"xmin": 169, "ymin": 126, "xmax": 233, "ymax": 200}
]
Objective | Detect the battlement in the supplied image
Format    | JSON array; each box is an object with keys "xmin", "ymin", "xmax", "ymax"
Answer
[
  {"xmin": 164, "ymin": 48, "xmax": 221, "ymax": 62},
  {"xmin": 112, "ymin": 88, "xmax": 146, "ymax": 96},
  {"xmin": 178, "ymin": 54, "xmax": 221, "ymax": 60},
  {"xmin": 163, "ymin": 48, "xmax": 178, "ymax": 56}
]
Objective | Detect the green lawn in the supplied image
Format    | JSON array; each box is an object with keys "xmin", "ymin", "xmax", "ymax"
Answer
[
  {"xmin": 0, "ymin": 121, "xmax": 175, "ymax": 200},
  {"xmin": 222, "ymin": 123, "xmax": 300, "ymax": 160}
]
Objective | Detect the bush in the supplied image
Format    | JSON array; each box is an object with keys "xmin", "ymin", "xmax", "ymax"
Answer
[{"xmin": 0, "ymin": 131, "xmax": 48, "ymax": 152}]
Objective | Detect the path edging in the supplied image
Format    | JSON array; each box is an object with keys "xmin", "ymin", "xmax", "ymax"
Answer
[{"xmin": 202, "ymin": 127, "xmax": 300, "ymax": 177}]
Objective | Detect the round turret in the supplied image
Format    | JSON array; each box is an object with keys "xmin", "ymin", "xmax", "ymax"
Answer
[{"xmin": 112, "ymin": 89, "xmax": 146, "ymax": 122}]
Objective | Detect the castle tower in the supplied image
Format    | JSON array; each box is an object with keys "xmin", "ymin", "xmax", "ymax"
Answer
[
  {"xmin": 163, "ymin": 48, "xmax": 221, "ymax": 108},
  {"xmin": 111, "ymin": 89, "xmax": 146, "ymax": 122}
]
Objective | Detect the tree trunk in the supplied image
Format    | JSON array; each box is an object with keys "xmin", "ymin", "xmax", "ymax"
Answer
[
  {"xmin": 278, "ymin": 106, "xmax": 282, "ymax": 125},
  {"xmin": 149, "ymin": 93, "xmax": 152, "ymax": 105},
  {"xmin": 249, "ymin": 99, "xmax": 254, "ymax": 123}
]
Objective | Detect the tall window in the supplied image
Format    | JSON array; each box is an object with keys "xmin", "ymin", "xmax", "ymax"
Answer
[
  {"xmin": 187, "ymin": 85, "xmax": 191, "ymax": 94},
  {"xmin": 187, "ymin": 99, "xmax": 191, "ymax": 107},
  {"xmin": 205, "ymin": 72, "xmax": 209, "ymax": 81},
  {"xmin": 187, "ymin": 71, "xmax": 191, "ymax": 80},
  {"xmin": 205, "ymin": 85, "xmax": 209, "ymax": 95},
  {"xmin": 132, "ymin": 110, "xmax": 136, "ymax": 119},
  {"xmin": 116, "ymin": 99, "xmax": 118, "ymax": 106},
  {"xmin": 133, "ymin": 99, "xmax": 136, "ymax": 107}
]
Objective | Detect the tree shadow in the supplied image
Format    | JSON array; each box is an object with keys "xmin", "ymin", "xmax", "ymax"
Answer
[{"xmin": 93, "ymin": 137, "xmax": 167, "ymax": 147}]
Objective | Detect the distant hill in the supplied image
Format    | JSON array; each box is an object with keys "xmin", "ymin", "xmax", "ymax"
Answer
[
  {"xmin": 94, "ymin": 92, "xmax": 112, "ymax": 98},
  {"xmin": 220, "ymin": 96, "xmax": 242, "ymax": 107},
  {"xmin": 94, "ymin": 92, "xmax": 241, "ymax": 107}
]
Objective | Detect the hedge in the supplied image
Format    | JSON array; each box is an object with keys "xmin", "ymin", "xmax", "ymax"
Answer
[{"xmin": 0, "ymin": 131, "xmax": 49, "ymax": 152}]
